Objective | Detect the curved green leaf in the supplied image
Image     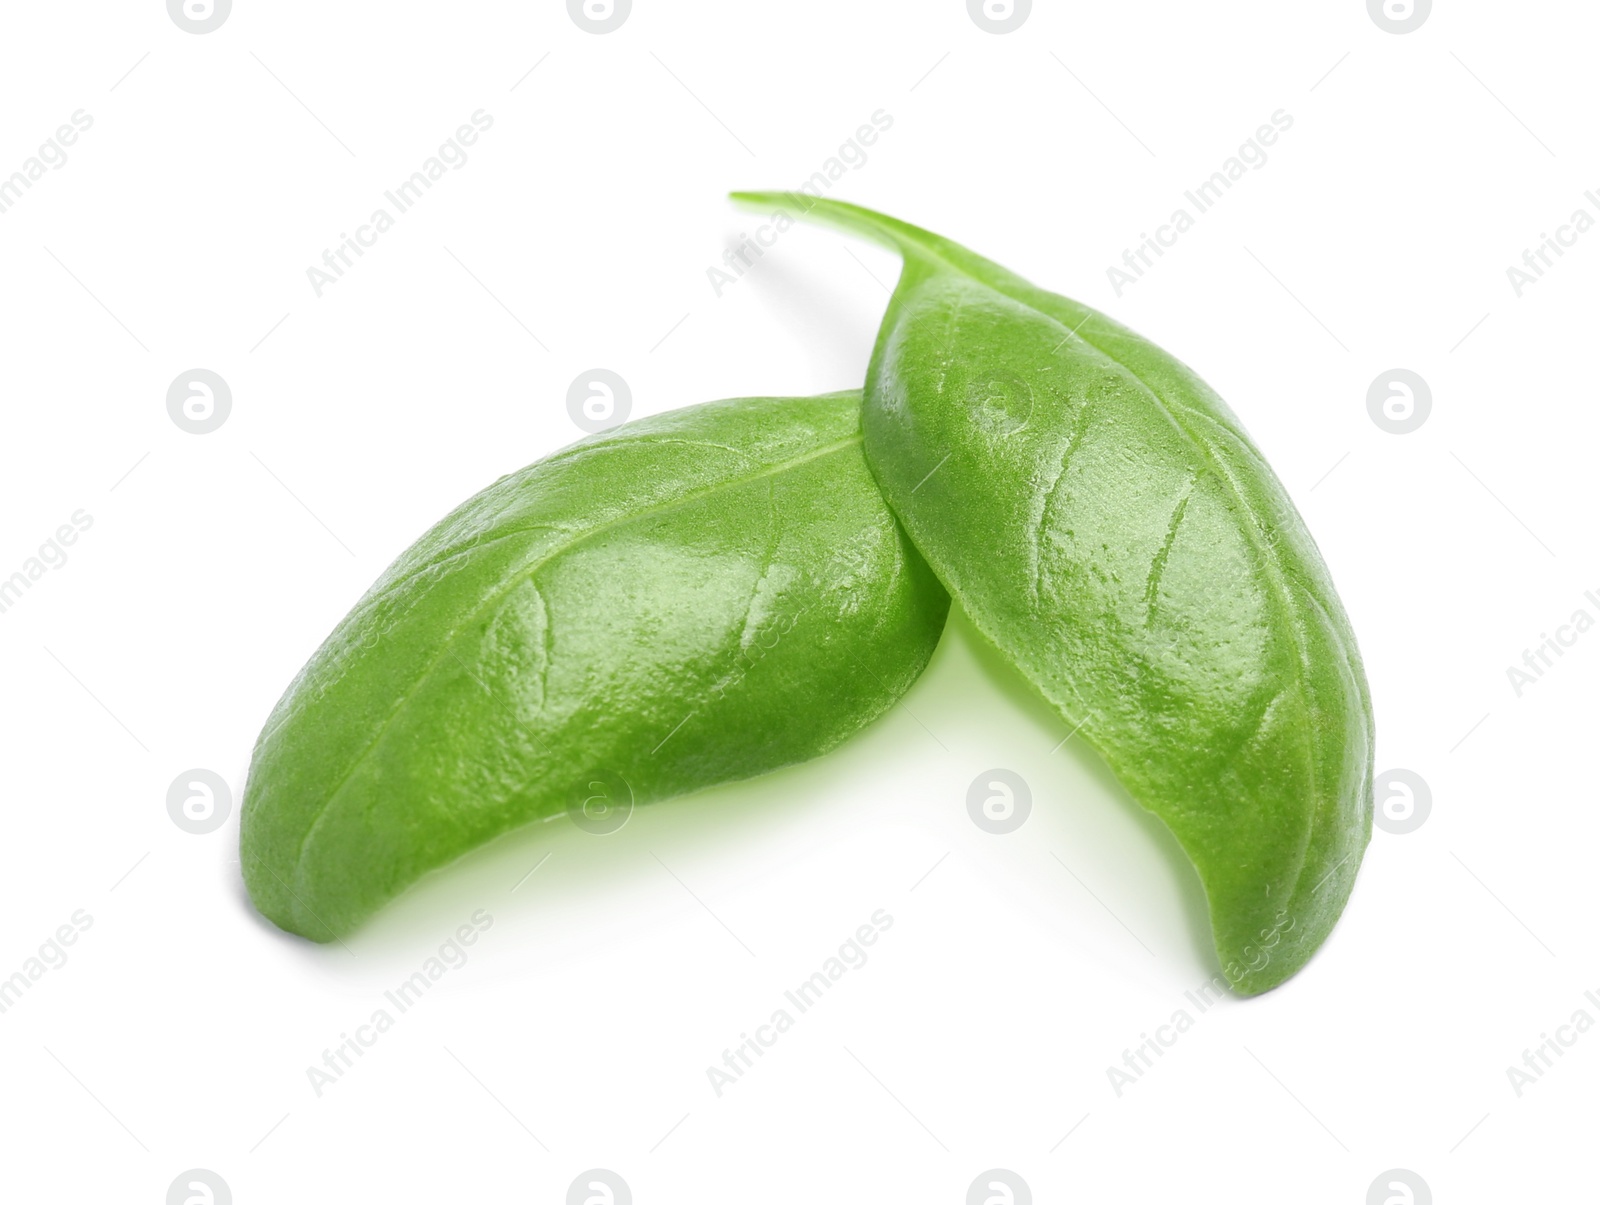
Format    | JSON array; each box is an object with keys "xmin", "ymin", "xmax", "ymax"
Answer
[
  {"xmin": 241, "ymin": 391, "xmax": 950, "ymax": 941},
  {"xmin": 735, "ymin": 194, "xmax": 1373, "ymax": 994}
]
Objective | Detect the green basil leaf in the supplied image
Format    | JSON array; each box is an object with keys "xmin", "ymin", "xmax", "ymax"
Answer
[
  {"xmin": 736, "ymin": 195, "xmax": 1373, "ymax": 994},
  {"xmin": 241, "ymin": 391, "xmax": 949, "ymax": 941}
]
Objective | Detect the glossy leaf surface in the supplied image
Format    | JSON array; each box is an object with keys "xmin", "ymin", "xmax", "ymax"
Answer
[
  {"xmin": 736, "ymin": 194, "xmax": 1373, "ymax": 993},
  {"xmin": 242, "ymin": 391, "xmax": 949, "ymax": 941}
]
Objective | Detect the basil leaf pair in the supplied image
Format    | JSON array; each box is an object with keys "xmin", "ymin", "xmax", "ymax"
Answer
[
  {"xmin": 241, "ymin": 391, "xmax": 948, "ymax": 941},
  {"xmin": 243, "ymin": 198, "xmax": 1372, "ymax": 996},
  {"xmin": 733, "ymin": 195, "xmax": 1374, "ymax": 994}
]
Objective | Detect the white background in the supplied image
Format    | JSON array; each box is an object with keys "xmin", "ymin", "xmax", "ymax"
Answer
[{"xmin": 0, "ymin": 1, "xmax": 1592, "ymax": 1201}]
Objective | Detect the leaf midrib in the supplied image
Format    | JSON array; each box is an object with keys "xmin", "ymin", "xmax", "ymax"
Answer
[{"xmin": 894, "ymin": 244, "xmax": 1336, "ymax": 911}]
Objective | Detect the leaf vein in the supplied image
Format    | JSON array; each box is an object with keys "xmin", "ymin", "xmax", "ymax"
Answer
[{"xmin": 284, "ymin": 435, "xmax": 863, "ymax": 917}]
